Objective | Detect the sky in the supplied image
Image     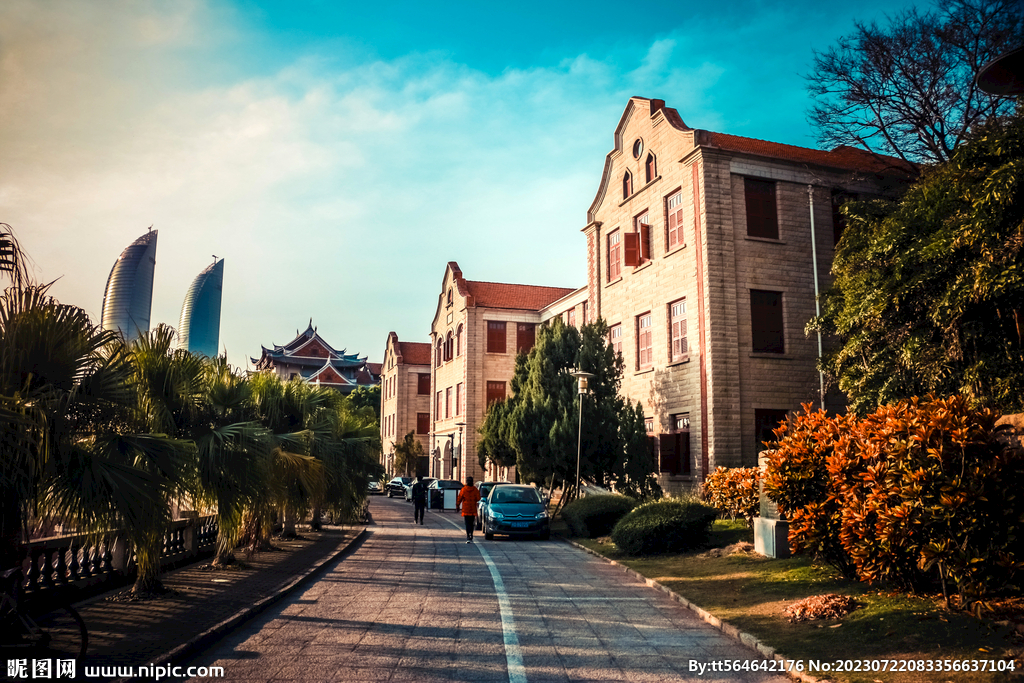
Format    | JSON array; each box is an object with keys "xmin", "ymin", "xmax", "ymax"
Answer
[{"xmin": 0, "ymin": 0, "xmax": 923, "ymax": 367}]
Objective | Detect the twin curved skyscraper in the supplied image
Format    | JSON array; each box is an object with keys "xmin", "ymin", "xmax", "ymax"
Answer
[{"xmin": 100, "ymin": 229, "xmax": 223, "ymax": 356}]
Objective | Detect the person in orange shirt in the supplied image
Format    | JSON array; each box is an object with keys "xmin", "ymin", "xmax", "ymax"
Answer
[{"xmin": 456, "ymin": 476, "xmax": 482, "ymax": 543}]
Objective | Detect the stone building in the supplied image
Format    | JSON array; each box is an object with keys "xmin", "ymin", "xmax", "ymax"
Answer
[
  {"xmin": 428, "ymin": 262, "xmax": 584, "ymax": 482},
  {"xmin": 380, "ymin": 332, "xmax": 432, "ymax": 475},
  {"xmin": 583, "ymin": 97, "xmax": 912, "ymax": 491}
]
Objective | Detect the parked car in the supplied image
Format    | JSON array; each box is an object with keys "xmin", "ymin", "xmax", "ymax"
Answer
[
  {"xmin": 428, "ymin": 479, "xmax": 463, "ymax": 509},
  {"xmin": 386, "ymin": 477, "xmax": 412, "ymax": 498},
  {"xmin": 367, "ymin": 479, "xmax": 383, "ymax": 495},
  {"xmin": 405, "ymin": 477, "xmax": 435, "ymax": 502},
  {"xmin": 482, "ymin": 485, "xmax": 550, "ymax": 540},
  {"xmin": 475, "ymin": 481, "xmax": 508, "ymax": 529}
]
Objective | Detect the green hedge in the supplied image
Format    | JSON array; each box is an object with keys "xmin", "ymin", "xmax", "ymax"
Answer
[
  {"xmin": 560, "ymin": 494, "xmax": 637, "ymax": 538},
  {"xmin": 610, "ymin": 498, "xmax": 718, "ymax": 556}
]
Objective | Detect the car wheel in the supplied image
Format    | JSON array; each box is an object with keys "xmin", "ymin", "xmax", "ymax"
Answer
[
  {"xmin": 475, "ymin": 519, "xmax": 482, "ymax": 531},
  {"xmin": 484, "ymin": 521, "xmax": 494, "ymax": 541}
]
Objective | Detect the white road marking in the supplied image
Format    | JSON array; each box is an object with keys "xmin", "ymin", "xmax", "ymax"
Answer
[{"xmin": 441, "ymin": 514, "xmax": 527, "ymax": 683}]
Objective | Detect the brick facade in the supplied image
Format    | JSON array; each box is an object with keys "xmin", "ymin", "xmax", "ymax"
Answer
[
  {"xmin": 587, "ymin": 97, "xmax": 911, "ymax": 493},
  {"xmin": 380, "ymin": 332, "xmax": 431, "ymax": 476}
]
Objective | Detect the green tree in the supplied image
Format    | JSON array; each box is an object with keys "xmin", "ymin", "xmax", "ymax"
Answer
[
  {"xmin": 814, "ymin": 113, "xmax": 1024, "ymax": 414},
  {"xmin": 478, "ymin": 319, "xmax": 659, "ymax": 499},
  {"xmin": 393, "ymin": 431, "xmax": 425, "ymax": 477},
  {"xmin": 348, "ymin": 383, "xmax": 381, "ymax": 422}
]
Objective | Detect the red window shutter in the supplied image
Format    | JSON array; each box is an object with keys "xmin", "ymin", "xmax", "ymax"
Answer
[
  {"xmin": 417, "ymin": 413, "xmax": 429, "ymax": 434},
  {"xmin": 623, "ymin": 232, "xmax": 640, "ymax": 267},
  {"xmin": 517, "ymin": 323, "xmax": 535, "ymax": 352},
  {"xmin": 486, "ymin": 381, "xmax": 506, "ymax": 406},
  {"xmin": 659, "ymin": 435, "xmax": 679, "ymax": 474},
  {"xmin": 418, "ymin": 373, "xmax": 430, "ymax": 395},
  {"xmin": 487, "ymin": 321, "xmax": 507, "ymax": 353}
]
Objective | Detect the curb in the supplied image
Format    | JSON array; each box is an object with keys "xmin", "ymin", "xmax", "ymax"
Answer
[
  {"xmin": 112, "ymin": 527, "xmax": 367, "ymax": 683},
  {"xmin": 562, "ymin": 538, "xmax": 825, "ymax": 683}
]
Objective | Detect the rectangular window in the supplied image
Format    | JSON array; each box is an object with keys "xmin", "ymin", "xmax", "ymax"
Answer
[
  {"xmin": 417, "ymin": 413, "xmax": 429, "ymax": 435},
  {"xmin": 445, "ymin": 387, "xmax": 452, "ymax": 418},
  {"xmin": 667, "ymin": 190, "xmax": 684, "ymax": 249},
  {"xmin": 486, "ymin": 381, "xmax": 506, "ymax": 407},
  {"xmin": 755, "ymin": 409, "xmax": 788, "ymax": 454},
  {"xmin": 636, "ymin": 212, "xmax": 650, "ymax": 264},
  {"xmin": 609, "ymin": 324, "xmax": 623, "ymax": 357},
  {"xmin": 582, "ymin": 301, "xmax": 588, "ymax": 325},
  {"xmin": 669, "ymin": 299, "xmax": 687, "ymax": 362},
  {"xmin": 567, "ymin": 308, "xmax": 576, "ymax": 327},
  {"xmin": 607, "ymin": 230, "xmax": 621, "ymax": 281},
  {"xmin": 436, "ymin": 391, "xmax": 442, "ymax": 418},
  {"xmin": 516, "ymin": 323, "xmax": 536, "ymax": 353},
  {"xmin": 418, "ymin": 373, "xmax": 431, "ymax": 395},
  {"xmin": 744, "ymin": 177, "xmax": 778, "ymax": 239},
  {"xmin": 637, "ymin": 312, "xmax": 653, "ymax": 370},
  {"xmin": 456, "ymin": 382, "xmax": 463, "ymax": 415},
  {"xmin": 659, "ymin": 414, "xmax": 691, "ymax": 475},
  {"xmin": 487, "ymin": 321, "xmax": 507, "ymax": 353},
  {"xmin": 750, "ymin": 290, "xmax": 784, "ymax": 353}
]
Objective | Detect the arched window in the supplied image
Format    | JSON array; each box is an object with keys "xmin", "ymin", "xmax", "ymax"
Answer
[
  {"xmin": 456, "ymin": 324, "xmax": 464, "ymax": 356},
  {"xmin": 645, "ymin": 152, "xmax": 656, "ymax": 183},
  {"xmin": 436, "ymin": 339, "xmax": 443, "ymax": 367},
  {"xmin": 445, "ymin": 331, "xmax": 454, "ymax": 361},
  {"xmin": 623, "ymin": 170, "xmax": 632, "ymax": 199},
  {"xmin": 446, "ymin": 288, "xmax": 453, "ymax": 308}
]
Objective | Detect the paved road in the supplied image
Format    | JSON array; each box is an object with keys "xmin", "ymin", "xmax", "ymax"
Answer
[{"xmin": 185, "ymin": 497, "xmax": 789, "ymax": 682}]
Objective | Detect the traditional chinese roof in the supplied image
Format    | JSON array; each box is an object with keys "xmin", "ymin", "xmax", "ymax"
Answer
[
  {"xmin": 251, "ymin": 320, "xmax": 380, "ymax": 393},
  {"xmin": 464, "ymin": 281, "xmax": 577, "ymax": 311},
  {"xmin": 696, "ymin": 131, "xmax": 918, "ymax": 177}
]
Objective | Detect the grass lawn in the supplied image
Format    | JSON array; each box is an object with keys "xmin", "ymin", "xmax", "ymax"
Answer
[{"xmin": 562, "ymin": 520, "xmax": 1023, "ymax": 683}]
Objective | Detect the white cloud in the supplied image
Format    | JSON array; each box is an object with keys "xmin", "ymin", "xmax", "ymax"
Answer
[{"xmin": 0, "ymin": 1, "xmax": 732, "ymax": 365}]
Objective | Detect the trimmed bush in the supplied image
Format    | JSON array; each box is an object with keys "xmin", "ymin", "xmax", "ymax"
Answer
[
  {"xmin": 560, "ymin": 494, "xmax": 637, "ymax": 538},
  {"xmin": 702, "ymin": 466, "xmax": 761, "ymax": 525},
  {"xmin": 610, "ymin": 498, "xmax": 718, "ymax": 556}
]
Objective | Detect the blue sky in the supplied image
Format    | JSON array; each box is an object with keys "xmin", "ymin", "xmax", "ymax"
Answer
[{"xmin": 0, "ymin": 0, "xmax": 921, "ymax": 366}]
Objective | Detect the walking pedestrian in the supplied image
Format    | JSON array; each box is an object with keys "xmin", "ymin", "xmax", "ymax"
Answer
[
  {"xmin": 412, "ymin": 475, "xmax": 428, "ymax": 525},
  {"xmin": 456, "ymin": 476, "xmax": 481, "ymax": 543}
]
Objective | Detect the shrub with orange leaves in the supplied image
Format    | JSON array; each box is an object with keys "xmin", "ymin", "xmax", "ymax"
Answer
[
  {"xmin": 762, "ymin": 404, "xmax": 856, "ymax": 577},
  {"xmin": 702, "ymin": 466, "xmax": 761, "ymax": 526},
  {"xmin": 765, "ymin": 396, "xmax": 1024, "ymax": 599}
]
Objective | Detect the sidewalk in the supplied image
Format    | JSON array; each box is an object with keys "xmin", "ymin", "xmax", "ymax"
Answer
[{"xmin": 70, "ymin": 526, "xmax": 364, "ymax": 679}]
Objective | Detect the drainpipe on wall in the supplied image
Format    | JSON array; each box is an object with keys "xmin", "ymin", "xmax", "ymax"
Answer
[{"xmin": 808, "ymin": 185, "xmax": 825, "ymax": 411}]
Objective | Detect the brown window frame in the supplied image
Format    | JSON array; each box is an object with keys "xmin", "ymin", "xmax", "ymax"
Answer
[
  {"xmin": 416, "ymin": 412, "xmax": 430, "ymax": 435},
  {"xmin": 486, "ymin": 381, "xmax": 506, "ymax": 408},
  {"xmin": 417, "ymin": 373, "xmax": 431, "ymax": 395},
  {"xmin": 744, "ymin": 177, "xmax": 778, "ymax": 239},
  {"xmin": 666, "ymin": 190, "xmax": 684, "ymax": 250},
  {"xmin": 637, "ymin": 312, "xmax": 653, "ymax": 370},
  {"xmin": 750, "ymin": 290, "xmax": 785, "ymax": 354},
  {"xmin": 609, "ymin": 323, "xmax": 623, "ymax": 357},
  {"xmin": 669, "ymin": 299, "xmax": 687, "ymax": 362},
  {"xmin": 456, "ymin": 382, "xmax": 463, "ymax": 415},
  {"xmin": 445, "ymin": 387, "xmax": 452, "ymax": 419},
  {"xmin": 516, "ymin": 323, "xmax": 536, "ymax": 353},
  {"xmin": 607, "ymin": 229, "xmax": 621, "ymax": 281},
  {"xmin": 623, "ymin": 170, "xmax": 632, "ymax": 199},
  {"xmin": 487, "ymin": 321, "xmax": 507, "ymax": 354},
  {"xmin": 645, "ymin": 152, "xmax": 656, "ymax": 183}
]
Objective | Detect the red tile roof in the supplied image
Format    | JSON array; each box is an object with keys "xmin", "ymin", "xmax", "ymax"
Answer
[
  {"xmin": 399, "ymin": 342, "xmax": 431, "ymax": 366},
  {"xmin": 699, "ymin": 131, "xmax": 917, "ymax": 176},
  {"xmin": 466, "ymin": 281, "xmax": 577, "ymax": 311}
]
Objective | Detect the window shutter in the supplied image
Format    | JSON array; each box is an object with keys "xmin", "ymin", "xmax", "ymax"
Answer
[
  {"xmin": 639, "ymin": 223, "xmax": 650, "ymax": 261},
  {"xmin": 745, "ymin": 178, "xmax": 778, "ymax": 239},
  {"xmin": 659, "ymin": 435, "xmax": 679, "ymax": 474},
  {"xmin": 623, "ymin": 232, "xmax": 640, "ymax": 267}
]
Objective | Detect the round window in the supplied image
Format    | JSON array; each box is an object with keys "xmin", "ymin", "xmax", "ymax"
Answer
[{"xmin": 632, "ymin": 138, "xmax": 644, "ymax": 158}]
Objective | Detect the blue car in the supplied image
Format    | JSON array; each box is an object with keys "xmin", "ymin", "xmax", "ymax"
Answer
[{"xmin": 482, "ymin": 485, "xmax": 550, "ymax": 541}]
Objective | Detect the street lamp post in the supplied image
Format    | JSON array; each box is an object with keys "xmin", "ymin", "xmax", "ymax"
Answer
[{"xmin": 570, "ymin": 369, "xmax": 594, "ymax": 501}]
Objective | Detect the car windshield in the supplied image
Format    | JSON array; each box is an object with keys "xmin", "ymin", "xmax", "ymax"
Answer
[
  {"xmin": 492, "ymin": 488, "xmax": 541, "ymax": 504},
  {"xmin": 479, "ymin": 483, "xmax": 497, "ymax": 498},
  {"xmin": 437, "ymin": 480, "xmax": 461, "ymax": 488}
]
